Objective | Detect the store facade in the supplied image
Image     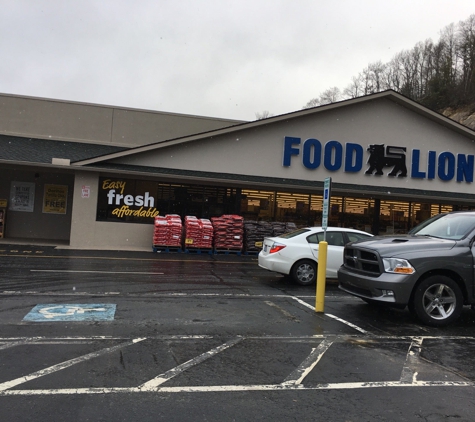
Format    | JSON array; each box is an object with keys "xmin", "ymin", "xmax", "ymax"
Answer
[{"xmin": 1, "ymin": 90, "xmax": 475, "ymax": 250}]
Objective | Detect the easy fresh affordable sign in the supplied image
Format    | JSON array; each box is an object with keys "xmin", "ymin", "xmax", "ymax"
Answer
[{"xmin": 98, "ymin": 178, "xmax": 159, "ymax": 221}]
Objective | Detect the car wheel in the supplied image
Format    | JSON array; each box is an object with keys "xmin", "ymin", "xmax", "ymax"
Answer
[
  {"xmin": 291, "ymin": 260, "xmax": 317, "ymax": 285},
  {"xmin": 411, "ymin": 276, "xmax": 463, "ymax": 326}
]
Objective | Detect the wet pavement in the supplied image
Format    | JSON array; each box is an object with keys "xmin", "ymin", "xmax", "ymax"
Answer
[{"xmin": 0, "ymin": 244, "xmax": 475, "ymax": 421}]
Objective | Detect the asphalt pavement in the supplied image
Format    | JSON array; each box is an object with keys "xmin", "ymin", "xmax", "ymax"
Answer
[{"xmin": 0, "ymin": 243, "xmax": 475, "ymax": 421}]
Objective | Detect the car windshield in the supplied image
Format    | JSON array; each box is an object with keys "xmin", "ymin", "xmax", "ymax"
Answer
[
  {"xmin": 278, "ymin": 228, "xmax": 311, "ymax": 239},
  {"xmin": 410, "ymin": 213, "xmax": 475, "ymax": 240}
]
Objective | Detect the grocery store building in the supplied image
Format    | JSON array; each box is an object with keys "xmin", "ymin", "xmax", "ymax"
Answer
[{"xmin": 1, "ymin": 90, "xmax": 475, "ymax": 250}]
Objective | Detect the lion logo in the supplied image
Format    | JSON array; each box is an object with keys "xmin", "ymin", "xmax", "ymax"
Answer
[{"xmin": 365, "ymin": 144, "xmax": 407, "ymax": 177}]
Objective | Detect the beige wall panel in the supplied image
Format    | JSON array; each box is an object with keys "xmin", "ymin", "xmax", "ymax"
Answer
[
  {"xmin": 114, "ymin": 98, "xmax": 475, "ymax": 196},
  {"xmin": 0, "ymin": 94, "xmax": 243, "ymax": 147},
  {"xmin": 111, "ymin": 109, "xmax": 243, "ymax": 146},
  {"xmin": 0, "ymin": 95, "xmax": 113, "ymax": 143},
  {"xmin": 70, "ymin": 171, "xmax": 154, "ymax": 250}
]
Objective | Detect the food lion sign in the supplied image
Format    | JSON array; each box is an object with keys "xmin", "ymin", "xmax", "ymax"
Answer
[{"xmin": 283, "ymin": 137, "xmax": 475, "ymax": 183}]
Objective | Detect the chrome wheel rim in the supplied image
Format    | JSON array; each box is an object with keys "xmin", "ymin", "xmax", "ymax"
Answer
[
  {"xmin": 422, "ymin": 283, "xmax": 456, "ymax": 320},
  {"xmin": 297, "ymin": 264, "xmax": 314, "ymax": 283}
]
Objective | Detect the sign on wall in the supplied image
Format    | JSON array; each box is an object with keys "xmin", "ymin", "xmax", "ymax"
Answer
[
  {"xmin": 81, "ymin": 185, "xmax": 91, "ymax": 198},
  {"xmin": 9, "ymin": 181, "xmax": 35, "ymax": 212},
  {"xmin": 282, "ymin": 137, "xmax": 474, "ymax": 184},
  {"xmin": 43, "ymin": 184, "xmax": 68, "ymax": 214},
  {"xmin": 97, "ymin": 177, "xmax": 159, "ymax": 222}
]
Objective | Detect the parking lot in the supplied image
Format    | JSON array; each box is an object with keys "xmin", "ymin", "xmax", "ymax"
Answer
[{"xmin": 1, "ymin": 244, "xmax": 475, "ymax": 421}]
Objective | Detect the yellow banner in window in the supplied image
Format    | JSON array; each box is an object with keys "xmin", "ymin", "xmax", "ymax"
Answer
[{"xmin": 43, "ymin": 185, "xmax": 68, "ymax": 214}]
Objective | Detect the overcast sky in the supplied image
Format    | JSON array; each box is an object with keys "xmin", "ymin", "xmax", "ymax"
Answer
[{"xmin": 0, "ymin": 1, "xmax": 474, "ymax": 121}]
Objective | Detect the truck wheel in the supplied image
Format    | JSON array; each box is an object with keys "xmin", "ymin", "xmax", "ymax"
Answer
[
  {"xmin": 411, "ymin": 276, "xmax": 463, "ymax": 326},
  {"xmin": 291, "ymin": 260, "xmax": 316, "ymax": 285}
]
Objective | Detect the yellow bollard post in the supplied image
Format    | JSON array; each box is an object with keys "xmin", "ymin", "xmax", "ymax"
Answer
[{"xmin": 315, "ymin": 241, "xmax": 328, "ymax": 312}]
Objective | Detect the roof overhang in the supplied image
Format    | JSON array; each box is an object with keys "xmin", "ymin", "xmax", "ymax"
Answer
[{"xmin": 72, "ymin": 90, "xmax": 475, "ymax": 167}]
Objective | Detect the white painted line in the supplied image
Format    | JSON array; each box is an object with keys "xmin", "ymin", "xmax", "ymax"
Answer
[
  {"xmin": 2, "ymin": 291, "xmax": 122, "ymax": 296},
  {"xmin": 0, "ymin": 335, "xmax": 472, "ymax": 342},
  {"xmin": 0, "ymin": 338, "xmax": 146, "ymax": 392},
  {"xmin": 289, "ymin": 296, "xmax": 317, "ymax": 311},
  {"xmin": 0, "ymin": 335, "xmax": 211, "ymax": 342},
  {"xmin": 400, "ymin": 336, "xmax": 423, "ymax": 383},
  {"xmin": 0, "ymin": 291, "xmax": 360, "ymax": 300},
  {"xmin": 31, "ymin": 270, "xmax": 164, "ymax": 275},
  {"xmin": 325, "ymin": 314, "xmax": 369, "ymax": 335},
  {"xmin": 282, "ymin": 338, "xmax": 334, "ymax": 385},
  {"xmin": 0, "ymin": 338, "xmax": 42, "ymax": 350},
  {"xmin": 0, "ymin": 335, "xmax": 474, "ymax": 395},
  {"xmin": 140, "ymin": 337, "xmax": 243, "ymax": 390},
  {"xmin": 289, "ymin": 296, "xmax": 369, "ymax": 334},
  {"xmin": 0, "ymin": 380, "xmax": 474, "ymax": 396}
]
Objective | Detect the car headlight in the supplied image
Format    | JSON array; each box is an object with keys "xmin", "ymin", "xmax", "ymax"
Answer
[{"xmin": 382, "ymin": 258, "xmax": 415, "ymax": 274}]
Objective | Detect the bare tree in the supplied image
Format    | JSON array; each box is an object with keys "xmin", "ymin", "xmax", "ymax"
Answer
[
  {"xmin": 302, "ymin": 98, "xmax": 321, "ymax": 109},
  {"xmin": 320, "ymin": 87, "xmax": 341, "ymax": 104},
  {"xmin": 457, "ymin": 15, "xmax": 475, "ymax": 101},
  {"xmin": 343, "ymin": 75, "xmax": 364, "ymax": 99},
  {"xmin": 303, "ymin": 87, "xmax": 341, "ymax": 109},
  {"xmin": 255, "ymin": 110, "xmax": 273, "ymax": 120},
  {"xmin": 301, "ymin": 14, "xmax": 475, "ymax": 112}
]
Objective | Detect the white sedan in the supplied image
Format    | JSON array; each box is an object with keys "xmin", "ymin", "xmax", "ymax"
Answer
[{"xmin": 258, "ymin": 227, "xmax": 372, "ymax": 285}]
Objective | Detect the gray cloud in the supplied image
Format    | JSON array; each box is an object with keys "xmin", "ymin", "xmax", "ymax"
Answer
[{"xmin": 0, "ymin": 0, "xmax": 473, "ymax": 120}]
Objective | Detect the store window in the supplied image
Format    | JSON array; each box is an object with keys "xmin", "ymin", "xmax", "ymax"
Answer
[
  {"xmin": 337, "ymin": 197, "xmax": 374, "ymax": 232},
  {"xmin": 96, "ymin": 176, "xmax": 471, "ymax": 230},
  {"xmin": 241, "ymin": 190, "xmax": 275, "ymax": 221},
  {"xmin": 275, "ymin": 192, "xmax": 310, "ymax": 225}
]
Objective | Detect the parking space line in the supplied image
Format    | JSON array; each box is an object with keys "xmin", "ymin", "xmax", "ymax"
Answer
[
  {"xmin": 325, "ymin": 313, "xmax": 369, "ymax": 335},
  {"xmin": 140, "ymin": 337, "xmax": 243, "ymax": 390},
  {"xmin": 0, "ymin": 338, "xmax": 146, "ymax": 392},
  {"xmin": 1, "ymin": 380, "xmax": 474, "ymax": 396},
  {"xmin": 289, "ymin": 295, "xmax": 369, "ymax": 334},
  {"xmin": 282, "ymin": 338, "xmax": 334, "ymax": 385},
  {"xmin": 31, "ymin": 270, "xmax": 165, "ymax": 275},
  {"xmin": 0, "ymin": 335, "xmax": 474, "ymax": 395},
  {"xmin": 400, "ymin": 336, "xmax": 423, "ymax": 383},
  {"xmin": 0, "ymin": 338, "xmax": 42, "ymax": 350}
]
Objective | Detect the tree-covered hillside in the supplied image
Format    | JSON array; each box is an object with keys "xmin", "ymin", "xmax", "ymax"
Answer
[{"xmin": 304, "ymin": 14, "xmax": 475, "ymax": 129}]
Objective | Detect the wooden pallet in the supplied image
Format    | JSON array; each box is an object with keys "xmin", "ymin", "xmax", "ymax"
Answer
[
  {"xmin": 184, "ymin": 247, "xmax": 214, "ymax": 255},
  {"xmin": 213, "ymin": 249, "xmax": 242, "ymax": 255},
  {"xmin": 153, "ymin": 245, "xmax": 183, "ymax": 253}
]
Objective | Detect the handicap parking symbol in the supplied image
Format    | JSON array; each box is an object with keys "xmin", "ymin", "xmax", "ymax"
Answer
[{"xmin": 23, "ymin": 304, "xmax": 116, "ymax": 322}]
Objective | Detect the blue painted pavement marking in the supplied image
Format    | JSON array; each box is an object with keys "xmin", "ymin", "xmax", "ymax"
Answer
[{"xmin": 23, "ymin": 304, "xmax": 116, "ymax": 322}]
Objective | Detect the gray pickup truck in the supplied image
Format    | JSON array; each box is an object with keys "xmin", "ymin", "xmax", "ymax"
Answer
[{"xmin": 338, "ymin": 211, "xmax": 475, "ymax": 326}]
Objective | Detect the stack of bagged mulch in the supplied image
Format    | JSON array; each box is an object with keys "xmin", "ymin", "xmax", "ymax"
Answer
[
  {"xmin": 153, "ymin": 214, "xmax": 183, "ymax": 247},
  {"xmin": 211, "ymin": 214, "xmax": 244, "ymax": 250},
  {"xmin": 243, "ymin": 220, "xmax": 274, "ymax": 253},
  {"xmin": 271, "ymin": 221, "xmax": 297, "ymax": 236},
  {"xmin": 184, "ymin": 216, "xmax": 214, "ymax": 249}
]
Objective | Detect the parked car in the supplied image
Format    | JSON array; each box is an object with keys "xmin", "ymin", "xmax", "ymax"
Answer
[
  {"xmin": 258, "ymin": 227, "xmax": 373, "ymax": 285},
  {"xmin": 338, "ymin": 211, "xmax": 475, "ymax": 326}
]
